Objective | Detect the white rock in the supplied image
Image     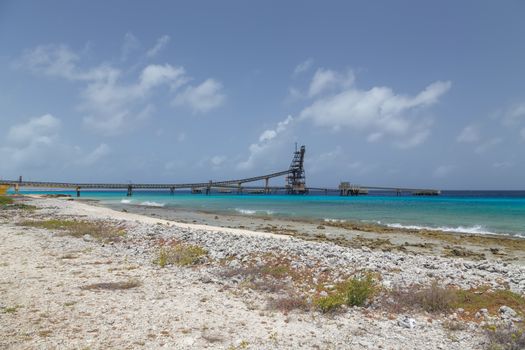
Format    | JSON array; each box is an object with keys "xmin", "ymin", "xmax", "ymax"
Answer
[{"xmin": 397, "ymin": 316, "xmax": 416, "ymax": 329}]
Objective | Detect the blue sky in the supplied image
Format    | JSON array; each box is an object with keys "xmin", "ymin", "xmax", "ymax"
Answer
[{"xmin": 1, "ymin": 1, "xmax": 524, "ymax": 189}]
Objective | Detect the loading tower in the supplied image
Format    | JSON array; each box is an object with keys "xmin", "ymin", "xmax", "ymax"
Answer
[{"xmin": 286, "ymin": 145, "xmax": 307, "ymax": 194}]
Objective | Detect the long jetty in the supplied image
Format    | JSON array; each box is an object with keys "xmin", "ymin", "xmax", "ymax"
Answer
[{"xmin": 0, "ymin": 145, "xmax": 440, "ymax": 197}]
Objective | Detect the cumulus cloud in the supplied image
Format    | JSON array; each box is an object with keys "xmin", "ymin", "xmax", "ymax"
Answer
[
  {"xmin": 7, "ymin": 114, "xmax": 60, "ymax": 146},
  {"xmin": 300, "ymin": 72, "xmax": 451, "ymax": 147},
  {"xmin": 457, "ymin": 125, "xmax": 480, "ymax": 143},
  {"xmin": 237, "ymin": 115, "xmax": 294, "ymax": 170},
  {"xmin": 146, "ymin": 35, "xmax": 170, "ymax": 58},
  {"xmin": 308, "ymin": 68, "xmax": 354, "ymax": 97},
  {"xmin": 0, "ymin": 114, "xmax": 114, "ymax": 175},
  {"xmin": 18, "ymin": 44, "xmax": 225, "ymax": 135},
  {"xmin": 210, "ymin": 155, "xmax": 226, "ymax": 168},
  {"xmin": 0, "ymin": 114, "xmax": 65, "ymax": 172},
  {"xmin": 173, "ymin": 79, "xmax": 225, "ymax": 113},
  {"xmin": 79, "ymin": 143, "xmax": 110, "ymax": 166},
  {"xmin": 293, "ymin": 58, "xmax": 314, "ymax": 75}
]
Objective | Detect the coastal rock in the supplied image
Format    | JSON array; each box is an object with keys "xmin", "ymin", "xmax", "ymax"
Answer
[
  {"xmin": 397, "ymin": 316, "xmax": 416, "ymax": 329},
  {"xmin": 499, "ymin": 305, "xmax": 517, "ymax": 319}
]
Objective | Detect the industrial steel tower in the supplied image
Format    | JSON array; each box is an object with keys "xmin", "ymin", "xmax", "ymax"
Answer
[{"xmin": 286, "ymin": 145, "xmax": 307, "ymax": 194}]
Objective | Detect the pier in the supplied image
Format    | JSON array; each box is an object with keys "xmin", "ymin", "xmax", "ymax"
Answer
[{"xmin": 0, "ymin": 145, "xmax": 440, "ymax": 197}]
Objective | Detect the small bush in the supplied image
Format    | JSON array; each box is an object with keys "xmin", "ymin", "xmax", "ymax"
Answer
[
  {"xmin": 314, "ymin": 294, "xmax": 345, "ymax": 313},
  {"xmin": 485, "ymin": 324, "xmax": 525, "ymax": 350},
  {"xmin": 418, "ymin": 280, "xmax": 456, "ymax": 313},
  {"xmin": 19, "ymin": 219, "xmax": 125, "ymax": 242},
  {"xmin": 341, "ymin": 273, "xmax": 377, "ymax": 307},
  {"xmin": 156, "ymin": 243, "xmax": 207, "ymax": 267},
  {"xmin": 0, "ymin": 196, "xmax": 14, "ymax": 205},
  {"xmin": 315, "ymin": 273, "xmax": 377, "ymax": 312}
]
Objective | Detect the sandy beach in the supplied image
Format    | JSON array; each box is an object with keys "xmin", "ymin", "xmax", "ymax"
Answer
[{"xmin": 2, "ymin": 195, "xmax": 525, "ymax": 349}]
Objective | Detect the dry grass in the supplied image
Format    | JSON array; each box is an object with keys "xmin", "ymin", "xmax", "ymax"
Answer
[
  {"xmin": 81, "ymin": 279, "xmax": 141, "ymax": 290},
  {"xmin": 384, "ymin": 281, "xmax": 525, "ymax": 318},
  {"xmin": 485, "ymin": 324, "xmax": 525, "ymax": 350},
  {"xmin": 267, "ymin": 295, "xmax": 309, "ymax": 313},
  {"xmin": 19, "ymin": 219, "xmax": 126, "ymax": 242},
  {"xmin": 385, "ymin": 280, "xmax": 457, "ymax": 314},
  {"xmin": 156, "ymin": 240, "xmax": 207, "ymax": 267}
]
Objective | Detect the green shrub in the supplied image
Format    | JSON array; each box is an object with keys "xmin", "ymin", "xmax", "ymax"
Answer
[
  {"xmin": 315, "ymin": 273, "xmax": 377, "ymax": 312},
  {"xmin": 340, "ymin": 273, "xmax": 377, "ymax": 307},
  {"xmin": 156, "ymin": 243, "xmax": 207, "ymax": 267},
  {"xmin": 19, "ymin": 219, "xmax": 125, "ymax": 242},
  {"xmin": 314, "ymin": 294, "xmax": 344, "ymax": 313},
  {"xmin": 0, "ymin": 196, "xmax": 14, "ymax": 205}
]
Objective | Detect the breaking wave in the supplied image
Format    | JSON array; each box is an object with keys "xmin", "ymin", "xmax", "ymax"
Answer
[
  {"xmin": 140, "ymin": 201, "xmax": 165, "ymax": 207},
  {"xmin": 235, "ymin": 208, "xmax": 274, "ymax": 215},
  {"xmin": 323, "ymin": 218, "xmax": 347, "ymax": 223},
  {"xmin": 386, "ymin": 223, "xmax": 495, "ymax": 235},
  {"xmin": 120, "ymin": 199, "xmax": 132, "ymax": 204}
]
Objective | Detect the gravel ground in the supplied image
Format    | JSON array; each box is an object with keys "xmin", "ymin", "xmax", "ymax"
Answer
[{"xmin": 2, "ymin": 196, "xmax": 522, "ymax": 349}]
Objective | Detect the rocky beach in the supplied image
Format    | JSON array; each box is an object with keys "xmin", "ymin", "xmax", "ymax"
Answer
[{"xmin": 2, "ymin": 195, "xmax": 525, "ymax": 349}]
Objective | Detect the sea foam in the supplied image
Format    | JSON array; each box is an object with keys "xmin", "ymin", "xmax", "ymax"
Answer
[
  {"xmin": 235, "ymin": 208, "xmax": 274, "ymax": 215},
  {"xmin": 386, "ymin": 223, "xmax": 494, "ymax": 235},
  {"xmin": 140, "ymin": 201, "xmax": 165, "ymax": 207},
  {"xmin": 120, "ymin": 199, "xmax": 132, "ymax": 204}
]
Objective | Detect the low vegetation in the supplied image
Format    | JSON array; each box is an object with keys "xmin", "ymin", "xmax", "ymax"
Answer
[
  {"xmin": 19, "ymin": 219, "xmax": 126, "ymax": 242},
  {"xmin": 0, "ymin": 195, "xmax": 36, "ymax": 211},
  {"xmin": 156, "ymin": 241, "xmax": 208, "ymax": 267},
  {"xmin": 384, "ymin": 281, "xmax": 525, "ymax": 317},
  {"xmin": 0, "ymin": 196, "xmax": 14, "ymax": 205},
  {"xmin": 314, "ymin": 273, "xmax": 378, "ymax": 312},
  {"xmin": 81, "ymin": 279, "xmax": 142, "ymax": 290},
  {"xmin": 485, "ymin": 324, "xmax": 525, "ymax": 350}
]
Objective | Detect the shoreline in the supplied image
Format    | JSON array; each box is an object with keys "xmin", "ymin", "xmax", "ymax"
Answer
[
  {"xmin": 2, "ymin": 195, "xmax": 525, "ymax": 349},
  {"xmin": 91, "ymin": 198, "xmax": 525, "ymax": 264}
]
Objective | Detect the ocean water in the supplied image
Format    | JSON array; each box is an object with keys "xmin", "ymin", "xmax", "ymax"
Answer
[{"xmin": 15, "ymin": 190, "xmax": 525, "ymax": 237}]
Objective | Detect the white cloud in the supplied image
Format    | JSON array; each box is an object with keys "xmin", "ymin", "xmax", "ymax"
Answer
[
  {"xmin": 79, "ymin": 143, "xmax": 110, "ymax": 165},
  {"xmin": 121, "ymin": 32, "xmax": 140, "ymax": 61},
  {"xmin": 293, "ymin": 58, "xmax": 314, "ymax": 75},
  {"xmin": 7, "ymin": 114, "xmax": 60, "ymax": 146},
  {"xmin": 300, "ymin": 74, "xmax": 451, "ymax": 147},
  {"xmin": 238, "ymin": 115, "xmax": 294, "ymax": 170},
  {"xmin": 0, "ymin": 114, "xmax": 66, "ymax": 171},
  {"xmin": 457, "ymin": 125, "xmax": 480, "ymax": 143},
  {"xmin": 308, "ymin": 68, "xmax": 354, "ymax": 97},
  {"xmin": 210, "ymin": 155, "xmax": 226, "ymax": 167},
  {"xmin": 19, "ymin": 44, "xmax": 225, "ymax": 134},
  {"xmin": 475, "ymin": 137, "xmax": 502, "ymax": 154},
  {"xmin": 173, "ymin": 79, "xmax": 225, "ymax": 113},
  {"xmin": 503, "ymin": 103, "xmax": 525, "ymax": 126},
  {"xmin": 146, "ymin": 35, "xmax": 170, "ymax": 58}
]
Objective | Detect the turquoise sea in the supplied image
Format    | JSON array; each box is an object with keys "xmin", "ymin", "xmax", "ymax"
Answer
[{"xmin": 16, "ymin": 190, "xmax": 525, "ymax": 237}]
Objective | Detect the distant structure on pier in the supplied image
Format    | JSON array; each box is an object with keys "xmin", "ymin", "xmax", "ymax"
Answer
[{"xmin": 286, "ymin": 145, "xmax": 307, "ymax": 194}]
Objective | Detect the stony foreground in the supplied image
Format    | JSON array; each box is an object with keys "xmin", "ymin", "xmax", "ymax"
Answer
[{"xmin": 1, "ymin": 196, "xmax": 525, "ymax": 349}]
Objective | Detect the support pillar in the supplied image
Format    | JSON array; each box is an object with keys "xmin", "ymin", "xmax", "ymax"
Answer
[
  {"xmin": 127, "ymin": 185, "xmax": 133, "ymax": 197},
  {"xmin": 14, "ymin": 184, "xmax": 19, "ymax": 194},
  {"xmin": 76, "ymin": 186, "xmax": 80, "ymax": 197},
  {"xmin": 170, "ymin": 187, "xmax": 175, "ymax": 195},
  {"xmin": 206, "ymin": 180, "xmax": 211, "ymax": 195},
  {"xmin": 237, "ymin": 182, "xmax": 242, "ymax": 194},
  {"xmin": 264, "ymin": 178, "xmax": 269, "ymax": 194}
]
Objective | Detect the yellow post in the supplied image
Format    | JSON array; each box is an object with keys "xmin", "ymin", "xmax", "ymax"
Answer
[{"xmin": 0, "ymin": 185, "xmax": 8, "ymax": 195}]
